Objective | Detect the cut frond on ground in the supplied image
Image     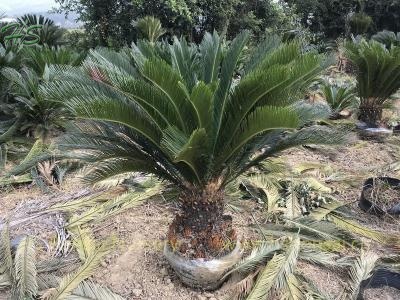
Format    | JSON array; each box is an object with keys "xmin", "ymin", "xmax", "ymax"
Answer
[
  {"xmin": 245, "ymin": 237, "xmax": 300, "ymax": 300},
  {"xmin": 67, "ymin": 185, "xmax": 162, "ymax": 229},
  {"xmin": 14, "ymin": 236, "xmax": 38, "ymax": 300},
  {"xmin": 70, "ymin": 226, "xmax": 96, "ymax": 262},
  {"xmin": 226, "ymin": 239, "xmax": 283, "ymax": 277},
  {"xmin": 341, "ymin": 251, "xmax": 378, "ymax": 300},
  {"xmin": 46, "ymin": 238, "xmax": 114, "ymax": 300},
  {"xmin": 67, "ymin": 280, "xmax": 126, "ymax": 300}
]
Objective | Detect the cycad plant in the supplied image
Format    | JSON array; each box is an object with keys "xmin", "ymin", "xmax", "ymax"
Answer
[
  {"xmin": 320, "ymin": 81, "xmax": 357, "ymax": 119},
  {"xmin": 135, "ymin": 16, "xmax": 166, "ymax": 44},
  {"xmin": 17, "ymin": 14, "xmax": 65, "ymax": 47},
  {"xmin": 345, "ymin": 40, "xmax": 400, "ymax": 126},
  {"xmin": 43, "ymin": 32, "xmax": 343, "ymax": 260},
  {"xmin": 372, "ymin": 30, "xmax": 400, "ymax": 49},
  {"xmin": 1, "ymin": 67, "xmax": 67, "ymax": 143},
  {"xmin": 21, "ymin": 45, "xmax": 86, "ymax": 76}
]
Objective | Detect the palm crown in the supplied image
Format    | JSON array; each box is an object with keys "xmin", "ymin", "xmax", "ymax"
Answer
[{"xmin": 43, "ymin": 32, "xmax": 340, "ymax": 194}]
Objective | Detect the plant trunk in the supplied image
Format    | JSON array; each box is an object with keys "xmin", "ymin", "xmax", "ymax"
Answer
[
  {"xmin": 358, "ymin": 104, "xmax": 383, "ymax": 127},
  {"xmin": 168, "ymin": 188, "xmax": 236, "ymax": 260}
]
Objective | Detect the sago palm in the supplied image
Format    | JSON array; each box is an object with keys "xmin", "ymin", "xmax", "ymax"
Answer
[
  {"xmin": 43, "ymin": 32, "xmax": 343, "ymax": 259},
  {"xmin": 1, "ymin": 67, "xmax": 67, "ymax": 143},
  {"xmin": 17, "ymin": 14, "xmax": 65, "ymax": 47},
  {"xmin": 320, "ymin": 81, "xmax": 357, "ymax": 119},
  {"xmin": 135, "ymin": 16, "xmax": 166, "ymax": 44},
  {"xmin": 345, "ymin": 39, "xmax": 400, "ymax": 126}
]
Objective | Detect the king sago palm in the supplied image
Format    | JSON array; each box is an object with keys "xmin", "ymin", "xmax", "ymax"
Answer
[{"xmin": 42, "ymin": 31, "xmax": 343, "ymax": 270}]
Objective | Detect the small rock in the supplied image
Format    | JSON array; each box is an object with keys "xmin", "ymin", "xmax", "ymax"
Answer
[
  {"xmin": 167, "ymin": 283, "xmax": 174, "ymax": 290},
  {"xmin": 160, "ymin": 267, "xmax": 168, "ymax": 276},
  {"xmin": 204, "ymin": 292, "xmax": 214, "ymax": 298},
  {"xmin": 197, "ymin": 295, "xmax": 207, "ymax": 300},
  {"xmin": 165, "ymin": 278, "xmax": 171, "ymax": 284},
  {"xmin": 132, "ymin": 289, "xmax": 143, "ymax": 297},
  {"xmin": 100, "ymin": 261, "xmax": 107, "ymax": 268}
]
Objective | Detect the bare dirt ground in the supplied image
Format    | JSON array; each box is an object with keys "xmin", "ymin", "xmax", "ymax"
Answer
[{"xmin": 1, "ymin": 135, "xmax": 400, "ymax": 300}]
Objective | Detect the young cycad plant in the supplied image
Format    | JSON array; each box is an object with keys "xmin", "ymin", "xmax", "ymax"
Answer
[
  {"xmin": 345, "ymin": 40, "xmax": 400, "ymax": 126},
  {"xmin": 320, "ymin": 81, "xmax": 357, "ymax": 119},
  {"xmin": 1, "ymin": 67, "xmax": 67, "ymax": 143},
  {"xmin": 43, "ymin": 32, "xmax": 344, "ymax": 287},
  {"xmin": 135, "ymin": 16, "xmax": 166, "ymax": 44},
  {"xmin": 372, "ymin": 30, "xmax": 400, "ymax": 49},
  {"xmin": 21, "ymin": 45, "xmax": 86, "ymax": 76}
]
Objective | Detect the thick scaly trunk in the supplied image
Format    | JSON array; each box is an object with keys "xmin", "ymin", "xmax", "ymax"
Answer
[
  {"xmin": 168, "ymin": 187, "xmax": 236, "ymax": 259},
  {"xmin": 358, "ymin": 103, "xmax": 383, "ymax": 127}
]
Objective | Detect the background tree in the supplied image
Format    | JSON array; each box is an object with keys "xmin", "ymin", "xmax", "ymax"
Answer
[
  {"xmin": 55, "ymin": 0, "xmax": 294, "ymax": 45},
  {"xmin": 287, "ymin": 0, "xmax": 400, "ymax": 39},
  {"xmin": 55, "ymin": 0, "xmax": 137, "ymax": 47}
]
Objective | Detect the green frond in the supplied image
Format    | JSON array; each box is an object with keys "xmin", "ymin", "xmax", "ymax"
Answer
[
  {"xmin": 65, "ymin": 95, "xmax": 162, "ymax": 145},
  {"xmin": 247, "ymin": 125, "xmax": 349, "ymax": 171},
  {"xmin": 162, "ymin": 127, "xmax": 209, "ymax": 183},
  {"xmin": 212, "ymin": 30, "xmax": 250, "ymax": 150},
  {"xmin": 190, "ymin": 82, "xmax": 213, "ymax": 129},
  {"xmin": 14, "ymin": 236, "xmax": 38, "ymax": 300},
  {"xmin": 142, "ymin": 57, "xmax": 198, "ymax": 133},
  {"xmin": 48, "ymin": 239, "xmax": 114, "ymax": 300},
  {"xmin": 199, "ymin": 31, "xmax": 222, "ymax": 84},
  {"xmin": 220, "ymin": 106, "xmax": 300, "ymax": 165},
  {"xmin": 244, "ymin": 34, "xmax": 282, "ymax": 74},
  {"xmin": 70, "ymin": 227, "xmax": 96, "ymax": 262},
  {"xmin": 170, "ymin": 36, "xmax": 198, "ymax": 90}
]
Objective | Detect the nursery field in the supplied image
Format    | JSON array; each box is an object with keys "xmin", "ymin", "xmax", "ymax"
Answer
[
  {"xmin": 3, "ymin": 2, "xmax": 400, "ymax": 299},
  {"xmin": 2, "ymin": 131, "xmax": 400, "ymax": 300}
]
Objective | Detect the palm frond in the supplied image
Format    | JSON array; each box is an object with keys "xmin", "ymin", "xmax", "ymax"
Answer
[
  {"xmin": 246, "ymin": 237, "xmax": 300, "ymax": 300},
  {"xmin": 227, "ymin": 240, "xmax": 282, "ymax": 277},
  {"xmin": 330, "ymin": 214, "xmax": 391, "ymax": 245},
  {"xmin": 14, "ymin": 236, "xmax": 38, "ymax": 299},
  {"xmin": 299, "ymin": 244, "xmax": 339, "ymax": 268},
  {"xmin": 47, "ymin": 239, "xmax": 114, "ymax": 300},
  {"xmin": 284, "ymin": 273, "xmax": 306, "ymax": 300},
  {"xmin": 0, "ymin": 223, "xmax": 13, "ymax": 277},
  {"xmin": 66, "ymin": 280, "xmax": 125, "ymax": 300},
  {"xmin": 135, "ymin": 16, "xmax": 165, "ymax": 43},
  {"xmin": 70, "ymin": 227, "xmax": 96, "ymax": 262},
  {"xmin": 67, "ymin": 186, "xmax": 161, "ymax": 229},
  {"xmin": 342, "ymin": 251, "xmax": 378, "ymax": 300}
]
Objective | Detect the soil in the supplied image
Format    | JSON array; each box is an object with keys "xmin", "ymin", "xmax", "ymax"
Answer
[{"xmin": 1, "ymin": 135, "xmax": 400, "ymax": 299}]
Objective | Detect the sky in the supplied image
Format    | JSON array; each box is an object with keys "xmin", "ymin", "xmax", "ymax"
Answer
[{"xmin": 0, "ymin": 0, "xmax": 58, "ymax": 16}]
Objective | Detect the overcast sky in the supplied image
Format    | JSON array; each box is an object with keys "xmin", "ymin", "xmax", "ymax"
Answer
[{"xmin": 0, "ymin": 0, "xmax": 58, "ymax": 15}]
